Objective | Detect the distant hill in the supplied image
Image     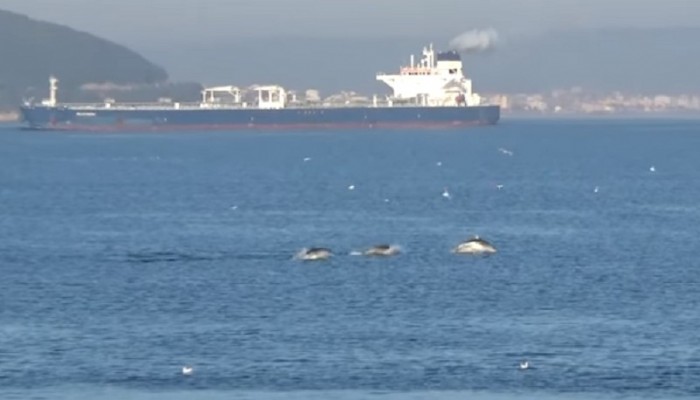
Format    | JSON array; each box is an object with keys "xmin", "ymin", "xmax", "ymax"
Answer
[{"xmin": 0, "ymin": 9, "xmax": 168, "ymax": 108}]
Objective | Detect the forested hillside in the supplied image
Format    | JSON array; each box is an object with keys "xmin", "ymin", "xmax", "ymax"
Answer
[{"xmin": 0, "ymin": 9, "xmax": 168, "ymax": 108}]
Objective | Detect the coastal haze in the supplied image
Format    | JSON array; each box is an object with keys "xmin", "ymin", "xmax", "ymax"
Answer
[{"xmin": 2, "ymin": 0, "xmax": 700, "ymax": 96}]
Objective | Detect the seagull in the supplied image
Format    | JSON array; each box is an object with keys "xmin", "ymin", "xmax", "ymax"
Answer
[
  {"xmin": 519, "ymin": 361, "xmax": 530, "ymax": 370},
  {"xmin": 303, "ymin": 157, "xmax": 312, "ymax": 162},
  {"xmin": 498, "ymin": 147, "xmax": 514, "ymax": 156},
  {"xmin": 442, "ymin": 187, "xmax": 451, "ymax": 199},
  {"xmin": 649, "ymin": 166, "xmax": 656, "ymax": 172},
  {"xmin": 182, "ymin": 366, "xmax": 194, "ymax": 376},
  {"xmin": 436, "ymin": 161, "xmax": 443, "ymax": 167},
  {"xmin": 230, "ymin": 205, "xmax": 238, "ymax": 210},
  {"xmin": 496, "ymin": 184, "xmax": 504, "ymax": 190},
  {"xmin": 593, "ymin": 186, "xmax": 599, "ymax": 193},
  {"xmin": 348, "ymin": 184, "xmax": 355, "ymax": 190}
]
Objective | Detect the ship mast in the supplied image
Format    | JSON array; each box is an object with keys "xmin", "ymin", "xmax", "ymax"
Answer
[{"xmin": 48, "ymin": 76, "xmax": 58, "ymax": 107}]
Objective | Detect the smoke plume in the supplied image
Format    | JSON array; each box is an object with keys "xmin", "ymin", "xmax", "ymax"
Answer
[{"xmin": 449, "ymin": 29, "xmax": 499, "ymax": 53}]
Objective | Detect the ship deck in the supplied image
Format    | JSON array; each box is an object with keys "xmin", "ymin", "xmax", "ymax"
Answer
[{"xmin": 45, "ymin": 101, "xmax": 497, "ymax": 111}]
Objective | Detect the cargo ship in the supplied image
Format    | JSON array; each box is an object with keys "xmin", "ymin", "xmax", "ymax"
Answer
[{"xmin": 20, "ymin": 44, "xmax": 500, "ymax": 131}]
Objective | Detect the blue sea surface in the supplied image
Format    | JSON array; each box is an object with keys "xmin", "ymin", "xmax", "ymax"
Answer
[{"xmin": 1, "ymin": 119, "xmax": 700, "ymax": 399}]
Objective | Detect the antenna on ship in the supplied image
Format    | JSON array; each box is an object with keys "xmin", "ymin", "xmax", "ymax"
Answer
[
  {"xmin": 49, "ymin": 76, "xmax": 58, "ymax": 107},
  {"xmin": 424, "ymin": 43, "xmax": 434, "ymax": 68}
]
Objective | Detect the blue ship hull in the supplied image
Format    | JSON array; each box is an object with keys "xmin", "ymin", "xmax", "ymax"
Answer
[{"xmin": 20, "ymin": 105, "xmax": 500, "ymax": 131}]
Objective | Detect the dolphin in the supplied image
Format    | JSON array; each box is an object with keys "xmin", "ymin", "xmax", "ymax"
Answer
[
  {"xmin": 453, "ymin": 236, "xmax": 497, "ymax": 255},
  {"xmin": 363, "ymin": 244, "xmax": 401, "ymax": 257},
  {"xmin": 295, "ymin": 247, "xmax": 333, "ymax": 261}
]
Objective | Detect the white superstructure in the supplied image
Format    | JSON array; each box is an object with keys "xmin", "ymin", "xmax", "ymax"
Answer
[
  {"xmin": 376, "ymin": 44, "xmax": 481, "ymax": 107},
  {"xmin": 199, "ymin": 84, "xmax": 286, "ymax": 109}
]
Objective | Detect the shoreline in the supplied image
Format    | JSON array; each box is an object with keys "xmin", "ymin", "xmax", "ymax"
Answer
[
  {"xmin": 502, "ymin": 110, "xmax": 700, "ymax": 119},
  {"xmin": 0, "ymin": 111, "xmax": 20, "ymax": 122}
]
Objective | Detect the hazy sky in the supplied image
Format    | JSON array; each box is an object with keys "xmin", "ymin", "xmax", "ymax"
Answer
[
  {"xmin": 3, "ymin": 0, "xmax": 699, "ymax": 93},
  {"xmin": 4, "ymin": 0, "xmax": 700, "ymax": 45}
]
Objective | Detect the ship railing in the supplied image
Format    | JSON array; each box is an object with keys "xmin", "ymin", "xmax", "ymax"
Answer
[
  {"xmin": 57, "ymin": 102, "xmax": 203, "ymax": 110},
  {"xmin": 49, "ymin": 100, "xmax": 475, "ymax": 110}
]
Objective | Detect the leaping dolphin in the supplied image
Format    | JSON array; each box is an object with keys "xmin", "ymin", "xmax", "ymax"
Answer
[
  {"xmin": 452, "ymin": 236, "xmax": 497, "ymax": 255},
  {"xmin": 295, "ymin": 247, "xmax": 333, "ymax": 261},
  {"xmin": 363, "ymin": 244, "xmax": 401, "ymax": 257}
]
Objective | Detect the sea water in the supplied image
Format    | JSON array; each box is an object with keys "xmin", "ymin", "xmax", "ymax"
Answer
[{"xmin": 1, "ymin": 118, "xmax": 699, "ymax": 399}]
